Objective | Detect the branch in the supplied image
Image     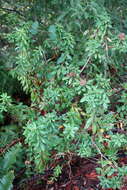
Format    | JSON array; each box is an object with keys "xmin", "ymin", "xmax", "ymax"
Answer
[
  {"xmin": 80, "ymin": 56, "xmax": 91, "ymax": 74},
  {"xmin": 91, "ymin": 137, "xmax": 118, "ymax": 169},
  {"xmin": 0, "ymin": 6, "xmax": 24, "ymax": 17},
  {"xmin": 0, "ymin": 138, "xmax": 23, "ymax": 155}
]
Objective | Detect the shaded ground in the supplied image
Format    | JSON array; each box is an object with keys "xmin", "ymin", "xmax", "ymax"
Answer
[{"xmin": 13, "ymin": 155, "xmax": 127, "ymax": 190}]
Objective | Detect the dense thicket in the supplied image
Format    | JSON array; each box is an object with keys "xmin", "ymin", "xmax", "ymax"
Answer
[{"xmin": 1, "ymin": 0, "xmax": 127, "ymax": 189}]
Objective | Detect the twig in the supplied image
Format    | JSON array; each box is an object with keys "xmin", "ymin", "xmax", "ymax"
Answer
[
  {"xmin": 0, "ymin": 7, "xmax": 24, "ymax": 17},
  {"xmin": 80, "ymin": 56, "xmax": 91, "ymax": 74},
  {"xmin": 0, "ymin": 138, "xmax": 23, "ymax": 155},
  {"xmin": 67, "ymin": 152, "xmax": 73, "ymax": 180},
  {"xmin": 91, "ymin": 137, "xmax": 118, "ymax": 169}
]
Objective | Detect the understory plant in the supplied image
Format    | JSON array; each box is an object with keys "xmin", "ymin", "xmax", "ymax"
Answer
[
  {"xmin": 0, "ymin": 144, "xmax": 22, "ymax": 190},
  {"xmin": 1, "ymin": 0, "xmax": 127, "ymax": 189}
]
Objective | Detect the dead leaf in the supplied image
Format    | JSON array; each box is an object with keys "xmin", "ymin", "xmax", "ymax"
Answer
[
  {"xmin": 85, "ymin": 171, "xmax": 98, "ymax": 179},
  {"xmin": 118, "ymin": 33, "xmax": 126, "ymax": 40},
  {"xmin": 67, "ymin": 72, "xmax": 76, "ymax": 77},
  {"xmin": 80, "ymin": 79, "xmax": 86, "ymax": 86},
  {"xmin": 73, "ymin": 186, "xmax": 80, "ymax": 190}
]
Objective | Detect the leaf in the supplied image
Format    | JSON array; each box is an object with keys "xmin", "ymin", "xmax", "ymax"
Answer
[
  {"xmin": 2, "ymin": 144, "xmax": 21, "ymax": 172},
  {"xmin": 80, "ymin": 96, "xmax": 86, "ymax": 103},
  {"xmin": 118, "ymin": 33, "xmax": 125, "ymax": 40},
  {"xmin": 85, "ymin": 171, "xmax": 98, "ymax": 179},
  {"xmin": 92, "ymin": 124, "xmax": 97, "ymax": 134},
  {"xmin": 73, "ymin": 186, "xmax": 80, "ymax": 190},
  {"xmin": 30, "ymin": 21, "xmax": 39, "ymax": 35},
  {"xmin": 48, "ymin": 25, "xmax": 57, "ymax": 40},
  {"xmin": 0, "ymin": 171, "xmax": 14, "ymax": 190},
  {"xmin": 85, "ymin": 117, "xmax": 93, "ymax": 129},
  {"xmin": 80, "ymin": 79, "xmax": 86, "ymax": 86},
  {"xmin": 57, "ymin": 54, "xmax": 65, "ymax": 64}
]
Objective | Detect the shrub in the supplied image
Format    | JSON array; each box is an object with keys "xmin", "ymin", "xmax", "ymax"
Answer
[{"xmin": 1, "ymin": 0, "xmax": 127, "ymax": 188}]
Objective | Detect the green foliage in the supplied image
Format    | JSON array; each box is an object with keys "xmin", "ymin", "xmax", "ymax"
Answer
[
  {"xmin": 50, "ymin": 165, "xmax": 62, "ymax": 182},
  {"xmin": 1, "ymin": 0, "xmax": 127, "ymax": 189},
  {"xmin": 0, "ymin": 172, "xmax": 14, "ymax": 190},
  {"xmin": 23, "ymin": 112, "xmax": 61, "ymax": 170},
  {"xmin": 23, "ymin": 109, "xmax": 81, "ymax": 170},
  {"xmin": 0, "ymin": 144, "xmax": 22, "ymax": 190},
  {"xmin": 0, "ymin": 93, "xmax": 12, "ymax": 113},
  {"xmin": 97, "ymin": 164, "xmax": 127, "ymax": 189}
]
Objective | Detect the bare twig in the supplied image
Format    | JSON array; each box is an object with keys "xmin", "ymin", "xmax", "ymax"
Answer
[
  {"xmin": 80, "ymin": 56, "xmax": 91, "ymax": 74},
  {"xmin": 91, "ymin": 137, "xmax": 118, "ymax": 169}
]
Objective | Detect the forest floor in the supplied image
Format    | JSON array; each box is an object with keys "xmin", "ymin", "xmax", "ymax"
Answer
[{"xmin": 13, "ymin": 154, "xmax": 127, "ymax": 190}]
